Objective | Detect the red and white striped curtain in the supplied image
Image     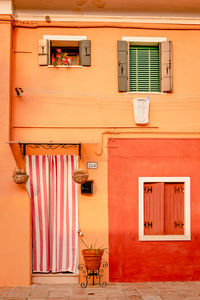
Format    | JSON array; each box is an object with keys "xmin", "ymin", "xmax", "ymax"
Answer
[{"xmin": 26, "ymin": 155, "xmax": 78, "ymax": 273}]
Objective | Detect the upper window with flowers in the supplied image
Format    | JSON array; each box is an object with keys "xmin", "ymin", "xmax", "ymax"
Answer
[
  {"xmin": 51, "ymin": 48, "xmax": 74, "ymax": 66},
  {"xmin": 51, "ymin": 41, "xmax": 80, "ymax": 66},
  {"xmin": 39, "ymin": 36, "xmax": 91, "ymax": 67}
]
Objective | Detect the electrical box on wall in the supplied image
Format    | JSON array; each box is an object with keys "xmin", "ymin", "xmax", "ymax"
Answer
[{"xmin": 81, "ymin": 181, "xmax": 93, "ymax": 194}]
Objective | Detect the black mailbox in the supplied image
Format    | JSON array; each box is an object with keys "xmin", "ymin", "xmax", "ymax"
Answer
[{"xmin": 81, "ymin": 181, "xmax": 93, "ymax": 194}]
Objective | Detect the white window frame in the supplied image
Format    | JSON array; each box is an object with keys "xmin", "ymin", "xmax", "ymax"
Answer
[
  {"xmin": 122, "ymin": 36, "xmax": 167, "ymax": 43},
  {"xmin": 43, "ymin": 35, "xmax": 87, "ymax": 41},
  {"xmin": 139, "ymin": 177, "xmax": 191, "ymax": 241}
]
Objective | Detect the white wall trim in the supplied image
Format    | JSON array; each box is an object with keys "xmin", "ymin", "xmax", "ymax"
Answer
[
  {"xmin": 13, "ymin": 11, "xmax": 200, "ymax": 25},
  {"xmin": 139, "ymin": 177, "xmax": 191, "ymax": 241},
  {"xmin": 43, "ymin": 35, "xmax": 87, "ymax": 41},
  {"xmin": 0, "ymin": 0, "xmax": 13, "ymax": 15},
  {"xmin": 122, "ymin": 37, "xmax": 167, "ymax": 42}
]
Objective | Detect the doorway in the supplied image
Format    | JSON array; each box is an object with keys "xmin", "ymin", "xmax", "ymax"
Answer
[{"xmin": 26, "ymin": 155, "xmax": 78, "ymax": 274}]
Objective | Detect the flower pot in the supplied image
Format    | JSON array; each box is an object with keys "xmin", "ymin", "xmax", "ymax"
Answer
[
  {"xmin": 82, "ymin": 249, "xmax": 104, "ymax": 270},
  {"xmin": 72, "ymin": 169, "xmax": 89, "ymax": 184},
  {"xmin": 12, "ymin": 169, "xmax": 29, "ymax": 184}
]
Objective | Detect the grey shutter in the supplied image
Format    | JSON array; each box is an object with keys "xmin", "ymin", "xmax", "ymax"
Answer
[
  {"xmin": 38, "ymin": 39, "xmax": 50, "ymax": 66},
  {"xmin": 79, "ymin": 40, "xmax": 91, "ymax": 66},
  {"xmin": 117, "ymin": 41, "xmax": 128, "ymax": 92},
  {"xmin": 160, "ymin": 41, "xmax": 172, "ymax": 92}
]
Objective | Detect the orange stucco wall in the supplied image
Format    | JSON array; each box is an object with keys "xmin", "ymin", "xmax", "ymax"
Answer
[
  {"xmin": 1, "ymin": 17, "xmax": 200, "ymax": 285},
  {"xmin": 0, "ymin": 20, "xmax": 31, "ymax": 286}
]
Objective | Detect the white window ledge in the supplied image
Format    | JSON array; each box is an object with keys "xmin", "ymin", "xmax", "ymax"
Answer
[
  {"xmin": 47, "ymin": 65, "xmax": 86, "ymax": 68},
  {"xmin": 140, "ymin": 235, "xmax": 191, "ymax": 241},
  {"xmin": 126, "ymin": 92, "xmax": 164, "ymax": 95}
]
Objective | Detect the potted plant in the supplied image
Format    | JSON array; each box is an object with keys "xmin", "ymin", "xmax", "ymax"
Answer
[
  {"xmin": 52, "ymin": 48, "xmax": 73, "ymax": 66},
  {"xmin": 81, "ymin": 239, "xmax": 106, "ymax": 270}
]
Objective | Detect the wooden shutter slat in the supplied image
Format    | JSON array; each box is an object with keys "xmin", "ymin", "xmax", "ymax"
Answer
[
  {"xmin": 117, "ymin": 41, "xmax": 128, "ymax": 92},
  {"xmin": 129, "ymin": 46, "xmax": 160, "ymax": 92},
  {"xmin": 161, "ymin": 41, "xmax": 172, "ymax": 92},
  {"xmin": 79, "ymin": 40, "xmax": 91, "ymax": 66},
  {"xmin": 144, "ymin": 183, "xmax": 165, "ymax": 235},
  {"xmin": 164, "ymin": 183, "xmax": 184, "ymax": 235},
  {"xmin": 38, "ymin": 39, "xmax": 50, "ymax": 66}
]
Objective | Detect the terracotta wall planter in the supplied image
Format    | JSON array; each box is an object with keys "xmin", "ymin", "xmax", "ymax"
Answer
[
  {"xmin": 12, "ymin": 169, "xmax": 29, "ymax": 184},
  {"xmin": 72, "ymin": 169, "xmax": 89, "ymax": 184}
]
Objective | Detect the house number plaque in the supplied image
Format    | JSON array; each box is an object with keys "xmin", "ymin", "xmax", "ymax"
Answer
[{"xmin": 87, "ymin": 161, "xmax": 98, "ymax": 169}]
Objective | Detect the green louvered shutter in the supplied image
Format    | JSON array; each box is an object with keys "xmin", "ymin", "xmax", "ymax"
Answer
[{"xmin": 129, "ymin": 45, "xmax": 160, "ymax": 92}]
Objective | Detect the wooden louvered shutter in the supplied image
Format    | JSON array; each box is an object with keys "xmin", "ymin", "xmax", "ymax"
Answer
[
  {"xmin": 79, "ymin": 40, "xmax": 91, "ymax": 66},
  {"xmin": 38, "ymin": 39, "xmax": 50, "ymax": 66},
  {"xmin": 160, "ymin": 41, "xmax": 172, "ymax": 92},
  {"xmin": 144, "ymin": 183, "xmax": 165, "ymax": 235},
  {"xmin": 164, "ymin": 183, "xmax": 184, "ymax": 235},
  {"xmin": 129, "ymin": 46, "xmax": 160, "ymax": 92},
  {"xmin": 117, "ymin": 41, "xmax": 128, "ymax": 92}
]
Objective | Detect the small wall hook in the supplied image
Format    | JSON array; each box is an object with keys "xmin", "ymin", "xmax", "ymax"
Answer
[{"xmin": 15, "ymin": 88, "xmax": 24, "ymax": 96}]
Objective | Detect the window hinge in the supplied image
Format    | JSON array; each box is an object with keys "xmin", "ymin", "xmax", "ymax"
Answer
[{"xmin": 144, "ymin": 186, "xmax": 152, "ymax": 193}]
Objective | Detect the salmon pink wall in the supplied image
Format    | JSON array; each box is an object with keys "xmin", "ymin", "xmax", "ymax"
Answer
[{"xmin": 108, "ymin": 138, "xmax": 200, "ymax": 282}]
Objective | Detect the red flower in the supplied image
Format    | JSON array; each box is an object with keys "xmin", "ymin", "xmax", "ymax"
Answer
[
  {"xmin": 56, "ymin": 54, "xmax": 59, "ymax": 58},
  {"xmin": 57, "ymin": 48, "xmax": 61, "ymax": 53},
  {"xmin": 52, "ymin": 57, "xmax": 55, "ymax": 62}
]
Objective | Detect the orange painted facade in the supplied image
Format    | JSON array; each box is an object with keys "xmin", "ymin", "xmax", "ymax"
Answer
[{"xmin": 1, "ymin": 6, "xmax": 200, "ymax": 285}]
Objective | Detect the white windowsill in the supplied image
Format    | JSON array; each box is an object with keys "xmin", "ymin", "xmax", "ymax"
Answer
[
  {"xmin": 47, "ymin": 65, "xmax": 85, "ymax": 68},
  {"xmin": 126, "ymin": 92, "xmax": 164, "ymax": 95},
  {"xmin": 139, "ymin": 235, "xmax": 191, "ymax": 241}
]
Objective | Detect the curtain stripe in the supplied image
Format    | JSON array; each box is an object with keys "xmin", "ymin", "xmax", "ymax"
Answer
[
  {"xmin": 42, "ymin": 156, "xmax": 50, "ymax": 271},
  {"xmin": 26, "ymin": 155, "xmax": 78, "ymax": 273},
  {"xmin": 65, "ymin": 156, "xmax": 70, "ymax": 270},
  {"xmin": 62, "ymin": 155, "xmax": 67, "ymax": 270}
]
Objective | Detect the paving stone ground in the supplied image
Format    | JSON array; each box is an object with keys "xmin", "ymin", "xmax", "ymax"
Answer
[{"xmin": 1, "ymin": 282, "xmax": 200, "ymax": 300}]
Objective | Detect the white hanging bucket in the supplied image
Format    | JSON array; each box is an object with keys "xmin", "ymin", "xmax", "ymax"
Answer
[{"xmin": 133, "ymin": 97, "xmax": 150, "ymax": 124}]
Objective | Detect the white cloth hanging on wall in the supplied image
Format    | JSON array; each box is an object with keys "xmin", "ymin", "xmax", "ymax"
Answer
[{"xmin": 133, "ymin": 97, "xmax": 150, "ymax": 124}]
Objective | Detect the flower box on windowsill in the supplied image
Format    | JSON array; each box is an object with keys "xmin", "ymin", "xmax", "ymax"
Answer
[{"xmin": 47, "ymin": 65, "xmax": 85, "ymax": 68}]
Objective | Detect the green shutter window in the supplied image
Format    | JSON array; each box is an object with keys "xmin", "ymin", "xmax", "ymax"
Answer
[{"xmin": 129, "ymin": 45, "xmax": 160, "ymax": 92}]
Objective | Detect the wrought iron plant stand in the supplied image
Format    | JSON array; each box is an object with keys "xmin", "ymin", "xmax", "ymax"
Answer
[{"xmin": 78, "ymin": 261, "xmax": 108, "ymax": 288}]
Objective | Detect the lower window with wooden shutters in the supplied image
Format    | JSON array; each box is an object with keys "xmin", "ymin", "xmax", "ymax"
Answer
[{"xmin": 139, "ymin": 177, "xmax": 191, "ymax": 241}]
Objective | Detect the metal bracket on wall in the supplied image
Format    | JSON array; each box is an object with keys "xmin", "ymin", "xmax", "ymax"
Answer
[{"xmin": 19, "ymin": 142, "xmax": 81, "ymax": 158}]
